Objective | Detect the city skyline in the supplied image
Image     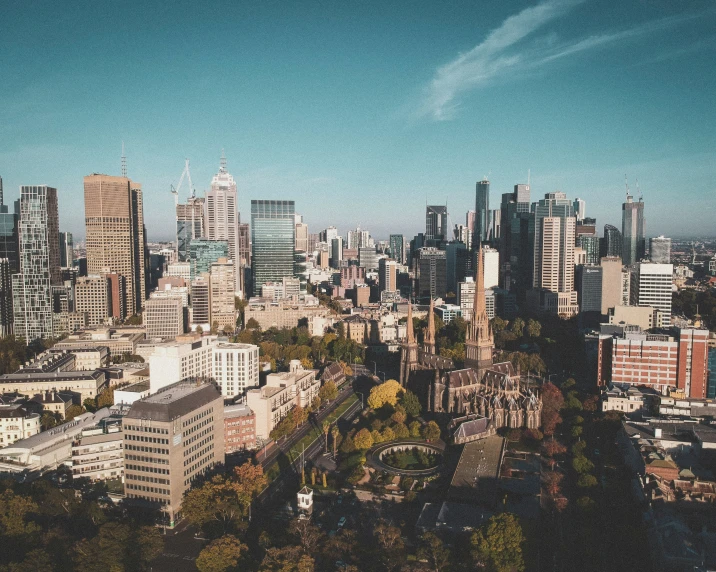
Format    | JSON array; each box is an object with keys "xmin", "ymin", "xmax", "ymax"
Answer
[{"xmin": 1, "ymin": 0, "xmax": 715, "ymax": 241}]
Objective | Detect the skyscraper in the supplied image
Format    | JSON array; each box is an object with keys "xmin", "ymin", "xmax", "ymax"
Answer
[
  {"xmin": 649, "ymin": 236, "xmax": 671, "ymax": 264},
  {"xmin": 622, "ymin": 194, "xmax": 645, "ymax": 266},
  {"xmin": 573, "ymin": 198, "xmax": 586, "ymax": 222},
  {"xmin": 205, "ymin": 156, "xmax": 241, "ymax": 295},
  {"xmin": 0, "ymin": 193, "xmax": 20, "ymax": 274},
  {"xmin": 425, "ymin": 205, "xmax": 448, "ymax": 243},
  {"xmin": 59, "ymin": 231, "xmax": 73, "ymax": 267},
  {"xmin": 12, "ymin": 185, "xmax": 61, "ymax": 342},
  {"xmin": 630, "ymin": 262, "xmax": 672, "ymax": 328},
  {"xmin": 176, "ymin": 196, "xmax": 205, "ymax": 262},
  {"xmin": 475, "ymin": 179, "xmax": 489, "ymax": 244},
  {"xmin": 251, "ymin": 200, "xmax": 295, "ymax": 293},
  {"xmin": 84, "ymin": 174, "xmax": 147, "ymax": 316},
  {"xmin": 189, "ymin": 239, "xmax": 229, "ymax": 279},
  {"xmin": 389, "ymin": 234, "xmax": 406, "ymax": 265},
  {"xmin": 294, "ymin": 214, "xmax": 308, "ymax": 253},
  {"xmin": 601, "ymin": 224, "xmax": 623, "ymax": 259},
  {"xmin": 416, "ymin": 247, "xmax": 447, "ymax": 302},
  {"xmin": 499, "ymin": 184, "xmax": 532, "ymax": 294}
]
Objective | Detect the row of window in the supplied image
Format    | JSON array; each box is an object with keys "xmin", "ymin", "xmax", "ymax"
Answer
[
  {"xmin": 185, "ymin": 425, "xmax": 212, "ymax": 450},
  {"xmin": 126, "ymin": 434, "xmax": 169, "ymax": 444},
  {"xmin": 126, "ymin": 484, "xmax": 169, "ymax": 497},
  {"xmin": 183, "ymin": 444, "xmax": 214, "ymax": 476},
  {"xmin": 183, "ymin": 408, "xmax": 212, "ymax": 429},
  {"xmin": 125, "ymin": 425, "xmax": 169, "ymax": 435},
  {"xmin": 126, "ymin": 463, "xmax": 169, "ymax": 475},
  {"xmin": 125, "ymin": 454, "xmax": 168, "ymax": 465},
  {"xmin": 125, "ymin": 444, "xmax": 168, "ymax": 455},
  {"xmin": 126, "ymin": 473, "xmax": 170, "ymax": 485},
  {"xmin": 185, "ymin": 415, "xmax": 213, "ymax": 437}
]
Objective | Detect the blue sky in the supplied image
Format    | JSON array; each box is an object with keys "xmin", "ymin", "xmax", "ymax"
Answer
[{"xmin": 1, "ymin": 0, "xmax": 715, "ymax": 242}]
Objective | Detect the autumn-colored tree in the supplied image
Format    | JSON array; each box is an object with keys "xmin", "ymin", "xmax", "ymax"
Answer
[
  {"xmin": 353, "ymin": 428, "xmax": 374, "ymax": 450},
  {"xmin": 540, "ymin": 382, "xmax": 564, "ymax": 436},
  {"xmin": 381, "ymin": 426, "xmax": 395, "ymax": 442},
  {"xmin": 543, "ymin": 471, "xmax": 564, "ymax": 497},
  {"xmin": 421, "ymin": 421, "xmax": 441, "ymax": 441},
  {"xmin": 64, "ymin": 404, "xmax": 85, "ymax": 422},
  {"xmin": 582, "ymin": 394, "xmax": 599, "ymax": 412},
  {"xmin": 260, "ymin": 545, "xmax": 315, "ymax": 572},
  {"xmin": 577, "ymin": 474, "xmax": 598, "ymax": 488},
  {"xmin": 393, "ymin": 422, "xmax": 409, "ymax": 439},
  {"xmin": 367, "ymin": 379, "xmax": 403, "ymax": 410},
  {"xmin": 96, "ymin": 386, "xmax": 114, "ymax": 408},
  {"xmin": 409, "ymin": 420, "xmax": 422, "ymax": 438},
  {"xmin": 318, "ymin": 380, "xmax": 338, "ymax": 403},
  {"xmin": 390, "ymin": 406, "xmax": 407, "ymax": 425},
  {"xmin": 196, "ymin": 535, "xmax": 246, "ymax": 572}
]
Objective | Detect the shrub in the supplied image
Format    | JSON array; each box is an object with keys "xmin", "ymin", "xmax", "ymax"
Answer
[
  {"xmin": 393, "ymin": 422, "xmax": 409, "ymax": 439},
  {"xmin": 524, "ymin": 428, "xmax": 543, "ymax": 442},
  {"xmin": 409, "ymin": 421, "xmax": 422, "ymax": 438}
]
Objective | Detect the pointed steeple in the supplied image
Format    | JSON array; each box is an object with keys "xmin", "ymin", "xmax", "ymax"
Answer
[
  {"xmin": 423, "ymin": 297, "xmax": 436, "ymax": 354},
  {"xmin": 400, "ymin": 294, "xmax": 419, "ymax": 387},
  {"xmin": 465, "ymin": 242, "xmax": 494, "ymax": 374},
  {"xmin": 406, "ymin": 296, "xmax": 415, "ymax": 344},
  {"xmin": 473, "ymin": 243, "xmax": 486, "ymax": 320}
]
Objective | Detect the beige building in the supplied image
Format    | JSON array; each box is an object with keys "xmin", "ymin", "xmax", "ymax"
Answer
[
  {"xmin": 148, "ymin": 335, "xmax": 215, "ymax": 393},
  {"xmin": 608, "ymin": 305, "xmax": 655, "ymax": 330},
  {"xmin": 600, "ymin": 256, "xmax": 623, "ymax": 315},
  {"xmin": 123, "ymin": 382, "xmax": 225, "ymax": 527},
  {"xmin": 209, "ymin": 258, "xmax": 236, "ymax": 332},
  {"xmin": 49, "ymin": 346, "xmax": 110, "ymax": 371},
  {"xmin": 84, "ymin": 174, "xmax": 147, "ymax": 317},
  {"xmin": 55, "ymin": 326, "xmax": 146, "ymax": 358},
  {"xmin": 144, "ymin": 297, "xmax": 184, "ymax": 340},
  {"xmin": 30, "ymin": 390, "xmax": 73, "ymax": 419},
  {"xmin": 190, "ymin": 275, "xmax": 211, "ymax": 329},
  {"xmin": 246, "ymin": 361, "xmax": 320, "ymax": 440},
  {"xmin": 0, "ymin": 370, "xmax": 106, "ymax": 402},
  {"xmin": 75, "ymin": 275, "xmax": 110, "ymax": 327},
  {"xmin": 244, "ymin": 298, "xmax": 331, "ymax": 333}
]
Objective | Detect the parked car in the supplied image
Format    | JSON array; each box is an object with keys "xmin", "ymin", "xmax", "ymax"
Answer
[{"xmin": 337, "ymin": 517, "xmax": 346, "ymax": 528}]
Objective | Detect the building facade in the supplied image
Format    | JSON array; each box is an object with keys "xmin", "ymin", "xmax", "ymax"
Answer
[
  {"xmin": 144, "ymin": 297, "xmax": 184, "ymax": 340},
  {"xmin": 251, "ymin": 200, "xmax": 295, "ymax": 293},
  {"xmin": 212, "ymin": 342, "xmax": 260, "ymax": 397},
  {"xmin": 622, "ymin": 195, "xmax": 646, "ymax": 266}
]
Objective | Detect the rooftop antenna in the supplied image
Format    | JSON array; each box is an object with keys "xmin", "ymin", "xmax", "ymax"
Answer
[
  {"xmin": 220, "ymin": 149, "xmax": 227, "ymax": 173},
  {"xmin": 121, "ymin": 141, "xmax": 127, "ymax": 178}
]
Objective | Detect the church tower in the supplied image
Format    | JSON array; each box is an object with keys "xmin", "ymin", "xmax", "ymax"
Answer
[
  {"xmin": 464, "ymin": 244, "xmax": 494, "ymax": 375},
  {"xmin": 399, "ymin": 298, "xmax": 420, "ymax": 386},
  {"xmin": 423, "ymin": 297, "xmax": 436, "ymax": 355}
]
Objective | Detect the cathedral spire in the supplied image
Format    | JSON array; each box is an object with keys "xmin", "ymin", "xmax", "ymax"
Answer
[
  {"xmin": 465, "ymin": 242, "xmax": 494, "ymax": 374},
  {"xmin": 473, "ymin": 242, "xmax": 486, "ymax": 320},
  {"xmin": 423, "ymin": 296, "xmax": 436, "ymax": 354},
  {"xmin": 406, "ymin": 296, "xmax": 415, "ymax": 344}
]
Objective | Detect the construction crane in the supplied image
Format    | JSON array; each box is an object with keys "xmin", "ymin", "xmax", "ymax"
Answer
[{"xmin": 170, "ymin": 158, "xmax": 195, "ymax": 208}]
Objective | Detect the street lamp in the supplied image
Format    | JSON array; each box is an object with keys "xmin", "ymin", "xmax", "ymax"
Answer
[{"xmin": 355, "ymin": 391, "xmax": 364, "ymax": 410}]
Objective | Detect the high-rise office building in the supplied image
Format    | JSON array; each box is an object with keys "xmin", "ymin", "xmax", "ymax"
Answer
[
  {"xmin": 238, "ymin": 223, "xmax": 251, "ymax": 267},
  {"xmin": 446, "ymin": 242, "xmax": 468, "ymax": 296},
  {"xmin": 378, "ymin": 259, "xmax": 397, "ymax": 292},
  {"xmin": 426, "ymin": 205, "xmax": 448, "ymax": 243},
  {"xmin": 176, "ymin": 196, "xmax": 205, "ymax": 262},
  {"xmin": 0, "ymin": 194, "xmax": 19, "ymax": 275},
  {"xmin": 294, "ymin": 215, "xmax": 309, "ymax": 253},
  {"xmin": 0, "ymin": 259, "xmax": 12, "ymax": 336},
  {"xmin": 575, "ymin": 265, "xmax": 602, "ymax": 313},
  {"xmin": 578, "ymin": 235, "xmax": 600, "ymax": 265},
  {"xmin": 630, "ymin": 262, "xmax": 673, "ymax": 328},
  {"xmin": 488, "ymin": 209, "xmax": 501, "ymax": 241},
  {"xmin": 189, "ymin": 239, "xmax": 229, "ymax": 280},
  {"xmin": 190, "ymin": 276, "xmax": 210, "ymax": 328},
  {"xmin": 320, "ymin": 226, "xmax": 339, "ymax": 244},
  {"xmin": 75, "ymin": 275, "xmax": 111, "ymax": 327},
  {"xmin": 12, "ymin": 185, "xmax": 61, "ymax": 342},
  {"xmin": 212, "ymin": 342, "xmax": 260, "ymax": 397},
  {"xmin": 600, "ymin": 256, "xmax": 623, "ymax": 316},
  {"xmin": 649, "ymin": 236, "xmax": 671, "ymax": 264},
  {"xmin": 330, "ymin": 237, "xmax": 343, "ymax": 269},
  {"xmin": 59, "ymin": 232, "xmax": 73, "ymax": 268},
  {"xmin": 416, "ymin": 248, "xmax": 447, "ymax": 302},
  {"xmin": 532, "ymin": 192, "xmax": 576, "ymax": 293},
  {"xmin": 144, "ymin": 296, "xmax": 184, "ymax": 339},
  {"xmin": 483, "ymin": 247, "xmax": 499, "ymax": 289},
  {"xmin": 205, "ymin": 156, "xmax": 240, "ymax": 296},
  {"xmin": 499, "ymin": 184, "xmax": 532, "ymax": 295},
  {"xmin": 358, "ymin": 247, "xmax": 380, "ymax": 271},
  {"xmin": 573, "ymin": 198, "xmax": 586, "ymax": 222},
  {"xmin": 475, "ymin": 179, "xmax": 489, "ymax": 244},
  {"xmin": 84, "ymin": 174, "xmax": 147, "ymax": 317},
  {"xmin": 622, "ymin": 194, "xmax": 645, "ymax": 266},
  {"xmin": 209, "ymin": 258, "xmax": 236, "ymax": 332},
  {"xmin": 346, "ymin": 228, "xmax": 370, "ymax": 249},
  {"xmin": 389, "ymin": 234, "xmax": 406, "ymax": 265},
  {"xmin": 601, "ymin": 224, "xmax": 623, "ymax": 259},
  {"xmin": 123, "ymin": 382, "xmax": 225, "ymax": 527},
  {"xmin": 251, "ymin": 200, "xmax": 295, "ymax": 293}
]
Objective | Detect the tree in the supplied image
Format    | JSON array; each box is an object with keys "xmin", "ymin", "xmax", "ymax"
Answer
[
  {"xmin": 526, "ymin": 319, "xmax": 541, "ymax": 338},
  {"xmin": 246, "ymin": 317, "xmax": 260, "ymax": 329},
  {"xmin": 40, "ymin": 411, "xmax": 61, "ymax": 430},
  {"xmin": 541, "ymin": 439, "xmax": 567, "ymax": 458},
  {"xmin": 418, "ymin": 532, "xmax": 451, "ymax": 572},
  {"xmin": 289, "ymin": 518, "xmax": 324, "ymax": 557},
  {"xmin": 543, "ymin": 471, "xmax": 564, "ymax": 497},
  {"xmin": 0, "ymin": 490, "xmax": 40, "ymax": 537},
  {"xmin": 322, "ymin": 421, "xmax": 331, "ymax": 453},
  {"xmin": 73, "ymin": 522, "xmax": 162, "ymax": 572},
  {"xmin": 260, "ymin": 545, "xmax": 315, "ymax": 572},
  {"xmin": 510, "ymin": 317, "xmax": 525, "ymax": 338},
  {"xmin": 409, "ymin": 420, "xmax": 422, "ymax": 438},
  {"xmin": 541, "ymin": 382, "xmax": 564, "ymax": 436},
  {"xmin": 381, "ymin": 426, "xmax": 395, "ymax": 442},
  {"xmin": 577, "ymin": 474, "xmax": 598, "ymax": 488},
  {"xmin": 570, "ymin": 425, "xmax": 583, "ymax": 438},
  {"xmin": 572, "ymin": 455, "xmax": 594, "ymax": 474},
  {"xmin": 353, "ymin": 428, "xmax": 374, "ymax": 450},
  {"xmin": 331, "ymin": 425, "xmax": 340, "ymax": 458},
  {"xmin": 64, "ymin": 404, "xmax": 84, "ymax": 422},
  {"xmin": 421, "ymin": 421, "xmax": 441, "ymax": 441},
  {"xmin": 339, "ymin": 433, "xmax": 356, "ymax": 454},
  {"xmin": 83, "ymin": 398, "xmax": 97, "ymax": 413},
  {"xmin": 399, "ymin": 390, "xmax": 421, "ymax": 418},
  {"xmin": 374, "ymin": 521, "xmax": 405, "ymax": 569},
  {"xmin": 471, "ymin": 513, "xmax": 525, "ymax": 572},
  {"xmin": 393, "ymin": 422, "xmax": 409, "ymax": 439},
  {"xmin": 318, "ymin": 380, "xmax": 338, "ymax": 403},
  {"xmin": 390, "ymin": 406, "xmax": 407, "ymax": 425},
  {"xmin": 97, "ymin": 387, "xmax": 114, "ymax": 408},
  {"xmin": 367, "ymin": 379, "xmax": 403, "ymax": 410},
  {"xmin": 582, "ymin": 395, "xmax": 599, "ymax": 412}
]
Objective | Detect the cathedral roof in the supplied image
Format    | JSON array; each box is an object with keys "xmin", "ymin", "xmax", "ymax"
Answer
[
  {"xmin": 420, "ymin": 352, "xmax": 454, "ymax": 370},
  {"xmin": 445, "ymin": 368, "xmax": 481, "ymax": 388}
]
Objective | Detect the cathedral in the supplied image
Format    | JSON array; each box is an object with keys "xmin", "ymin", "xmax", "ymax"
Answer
[{"xmin": 400, "ymin": 246, "xmax": 542, "ymax": 431}]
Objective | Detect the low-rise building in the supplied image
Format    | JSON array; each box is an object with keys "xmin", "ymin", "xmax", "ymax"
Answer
[
  {"xmin": 49, "ymin": 345, "xmax": 110, "ymax": 370},
  {"xmin": 71, "ymin": 416, "xmax": 124, "ymax": 481},
  {"xmin": 54, "ymin": 326, "xmax": 146, "ymax": 358},
  {"xmin": 0, "ymin": 369, "xmax": 107, "ymax": 402},
  {"xmin": 247, "ymin": 361, "xmax": 320, "ymax": 440},
  {"xmin": 601, "ymin": 383, "xmax": 657, "ymax": 415},
  {"xmin": 30, "ymin": 390, "xmax": 73, "ymax": 419},
  {"xmin": 244, "ymin": 296, "xmax": 331, "ymax": 333},
  {"xmin": 113, "ymin": 381, "xmax": 151, "ymax": 406},
  {"xmin": 123, "ymin": 382, "xmax": 225, "ymax": 527},
  {"xmin": 224, "ymin": 403, "xmax": 256, "ymax": 452},
  {"xmin": 0, "ymin": 404, "xmax": 40, "ymax": 447}
]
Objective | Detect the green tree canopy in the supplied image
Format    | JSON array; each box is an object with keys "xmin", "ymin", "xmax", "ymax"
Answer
[
  {"xmin": 196, "ymin": 535, "xmax": 247, "ymax": 572},
  {"xmin": 471, "ymin": 513, "xmax": 525, "ymax": 572}
]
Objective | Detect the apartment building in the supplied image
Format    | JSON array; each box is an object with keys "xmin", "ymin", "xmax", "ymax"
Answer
[
  {"xmin": 0, "ymin": 404, "xmax": 40, "ymax": 447},
  {"xmin": 0, "ymin": 369, "xmax": 106, "ymax": 402},
  {"xmin": 212, "ymin": 342, "xmax": 260, "ymax": 398},
  {"xmin": 148, "ymin": 336, "xmax": 215, "ymax": 393},
  {"xmin": 224, "ymin": 403, "xmax": 256, "ymax": 452},
  {"xmin": 123, "ymin": 382, "xmax": 225, "ymax": 527},
  {"xmin": 71, "ymin": 417, "xmax": 124, "ymax": 481},
  {"xmin": 247, "ymin": 361, "xmax": 320, "ymax": 440}
]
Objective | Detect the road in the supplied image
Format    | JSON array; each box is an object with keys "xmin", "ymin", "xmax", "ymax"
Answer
[{"xmin": 258, "ymin": 380, "xmax": 357, "ymax": 470}]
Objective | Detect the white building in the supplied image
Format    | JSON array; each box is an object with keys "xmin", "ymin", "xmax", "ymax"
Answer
[
  {"xmin": 165, "ymin": 261, "xmax": 191, "ymax": 283},
  {"xmin": 246, "ymin": 361, "xmax": 320, "ymax": 441},
  {"xmin": 49, "ymin": 346, "xmax": 110, "ymax": 371},
  {"xmin": 113, "ymin": 381, "xmax": 151, "ymax": 406},
  {"xmin": 144, "ymin": 297, "xmax": 184, "ymax": 340},
  {"xmin": 71, "ymin": 417, "xmax": 124, "ymax": 481},
  {"xmin": 483, "ymin": 247, "xmax": 499, "ymax": 289},
  {"xmin": 0, "ymin": 409, "xmax": 111, "ymax": 473},
  {"xmin": 630, "ymin": 263, "xmax": 673, "ymax": 328},
  {"xmin": 0, "ymin": 404, "xmax": 40, "ymax": 447},
  {"xmin": 212, "ymin": 342, "xmax": 260, "ymax": 398},
  {"xmin": 458, "ymin": 278, "xmax": 475, "ymax": 319},
  {"xmin": 148, "ymin": 336, "xmax": 215, "ymax": 393}
]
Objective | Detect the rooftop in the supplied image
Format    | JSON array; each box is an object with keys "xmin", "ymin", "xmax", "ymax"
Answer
[
  {"xmin": 125, "ymin": 382, "xmax": 222, "ymax": 422},
  {"xmin": 224, "ymin": 403, "xmax": 254, "ymax": 419},
  {"xmin": 0, "ymin": 370, "xmax": 105, "ymax": 383}
]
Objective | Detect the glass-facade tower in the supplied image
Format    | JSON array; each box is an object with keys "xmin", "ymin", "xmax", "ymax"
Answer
[
  {"xmin": 622, "ymin": 195, "xmax": 645, "ymax": 266},
  {"xmin": 189, "ymin": 239, "xmax": 229, "ymax": 279},
  {"xmin": 475, "ymin": 179, "xmax": 490, "ymax": 244},
  {"xmin": 251, "ymin": 200, "xmax": 295, "ymax": 293}
]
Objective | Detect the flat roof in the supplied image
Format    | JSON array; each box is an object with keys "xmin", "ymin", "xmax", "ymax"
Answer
[
  {"xmin": 116, "ymin": 381, "xmax": 150, "ymax": 393},
  {"xmin": 224, "ymin": 404, "xmax": 254, "ymax": 418},
  {"xmin": 125, "ymin": 382, "xmax": 221, "ymax": 422},
  {"xmin": 0, "ymin": 370, "xmax": 104, "ymax": 383},
  {"xmin": 449, "ymin": 436, "xmax": 504, "ymax": 505}
]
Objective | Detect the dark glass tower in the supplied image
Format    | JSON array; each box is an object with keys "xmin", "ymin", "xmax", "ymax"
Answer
[
  {"xmin": 621, "ymin": 195, "xmax": 645, "ymax": 266},
  {"xmin": 601, "ymin": 224, "xmax": 623, "ymax": 259},
  {"xmin": 425, "ymin": 205, "xmax": 448, "ymax": 243},
  {"xmin": 251, "ymin": 200, "xmax": 295, "ymax": 292},
  {"xmin": 475, "ymin": 179, "xmax": 490, "ymax": 244}
]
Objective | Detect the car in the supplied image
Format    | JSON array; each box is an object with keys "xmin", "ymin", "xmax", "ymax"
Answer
[
  {"xmin": 593, "ymin": 449, "xmax": 600, "ymax": 457},
  {"xmin": 337, "ymin": 517, "xmax": 346, "ymax": 528}
]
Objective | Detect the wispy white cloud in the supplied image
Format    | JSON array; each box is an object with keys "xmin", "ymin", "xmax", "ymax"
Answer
[{"xmin": 418, "ymin": 1, "xmax": 703, "ymax": 121}]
